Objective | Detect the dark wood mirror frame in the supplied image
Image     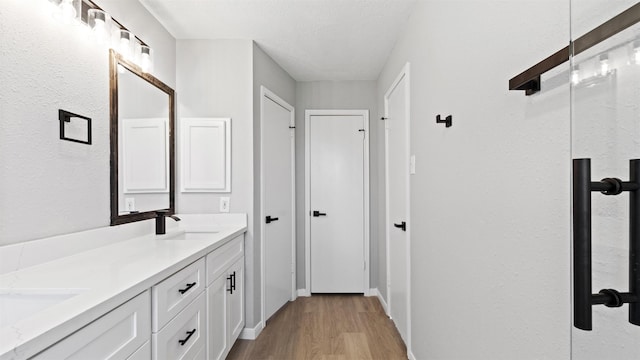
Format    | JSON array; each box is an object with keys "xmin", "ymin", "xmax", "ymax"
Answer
[{"xmin": 109, "ymin": 49, "xmax": 175, "ymax": 226}]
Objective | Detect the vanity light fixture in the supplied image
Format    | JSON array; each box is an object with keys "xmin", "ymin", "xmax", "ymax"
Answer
[
  {"xmin": 57, "ymin": 0, "xmax": 78, "ymax": 24},
  {"xmin": 48, "ymin": 0, "xmax": 154, "ymax": 74},
  {"xmin": 571, "ymin": 65, "xmax": 581, "ymax": 85},
  {"xmin": 140, "ymin": 45, "xmax": 153, "ymax": 73},
  {"xmin": 118, "ymin": 29, "xmax": 134, "ymax": 60},
  {"xmin": 88, "ymin": 8, "xmax": 111, "ymax": 45},
  {"xmin": 599, "ymin": 54, "xmax": 610, "ymax": 76}
]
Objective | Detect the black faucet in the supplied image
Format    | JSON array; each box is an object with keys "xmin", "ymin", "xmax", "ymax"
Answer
[{"xmin": 155, "ymin": 210, "xmax": 181, "ymax": 235}]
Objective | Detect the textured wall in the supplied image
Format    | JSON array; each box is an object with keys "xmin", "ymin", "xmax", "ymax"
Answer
[
  {"xmin": 0, "ymin": 0, "xmax": 175, "ymax": 246},
  {"xmin": 294, "ymin": 81, "xmax": 379, "ymax": 292},
  {"xmin": 377, "ymin": 0, "xmax": 571, "ymax": 358}
]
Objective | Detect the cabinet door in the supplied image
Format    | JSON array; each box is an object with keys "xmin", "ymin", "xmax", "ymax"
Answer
[
  {"xmin": 227, "ymin": 257, "xmax": 244, "ymax": 345},
  {"xmin": 206, "ymin": 274, "xmax": 228, "ymax": 360},
  {"xmin": 33, "ymin": 291, "xmax": 150, "ymax": 360}
]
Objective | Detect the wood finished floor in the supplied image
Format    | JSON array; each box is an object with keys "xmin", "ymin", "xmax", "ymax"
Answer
[{"xmin": 227, "ymin": 294, "xmax": 407, "ymax": 360}]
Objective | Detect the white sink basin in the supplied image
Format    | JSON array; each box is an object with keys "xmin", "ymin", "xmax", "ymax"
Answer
[{"xmin": 0, "ymin": 289, "xmax": 87, "ymax": 329}]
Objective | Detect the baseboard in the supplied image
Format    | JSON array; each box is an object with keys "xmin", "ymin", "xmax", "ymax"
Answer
[
  {"xmin": 369, "ymin": 288, "xmax": 389, "ymax": 315},
  {"xmin": 297, "ymin": 288, "xmax": 310, "ymax": 297},
  {"xmin": 239, "ymin": 321, "xmax": 264, "ymax": 340}
]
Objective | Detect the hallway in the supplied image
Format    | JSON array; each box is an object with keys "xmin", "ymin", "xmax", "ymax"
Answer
[{"xmin": 227, "ymin": 295, "xmax": 407, "ymax": 359}]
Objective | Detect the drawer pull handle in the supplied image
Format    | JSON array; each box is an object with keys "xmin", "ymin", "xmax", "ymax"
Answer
[
  {"xmin": 231, "ymin": 271, "xmax": 236, "ymax": 291},
  {"xmin": 178, "ymin": 329, "xmax": 196, "ymax": 346},
  {"xmin": 178, "ymin": 282, "xmax": 196, "ymax": 294}
]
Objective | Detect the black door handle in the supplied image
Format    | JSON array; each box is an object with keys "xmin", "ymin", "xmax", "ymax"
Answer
[
  {"xmin": 573, "ymin": 158, "xmax": 640, "ymax": 331},
  {"xmin": 393, "ymin": 221, "xmax": 406, "ymax": 231},
  {"xmin": 266, "ymin": 215, "xmax": 279, "ymax": 224},
  {"xmin": 312, "ymin": 211, "xmax": 327, "ymax": 217}
]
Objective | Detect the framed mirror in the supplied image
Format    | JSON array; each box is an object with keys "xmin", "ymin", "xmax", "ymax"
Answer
[{"xmin": 109, "ymin": 49, "xmax": 175, "ymax": 225}]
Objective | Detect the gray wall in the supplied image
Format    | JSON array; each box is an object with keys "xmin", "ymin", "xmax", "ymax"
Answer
[
  {"xmin": 0, "ymin": 0, "xmax": 175, "ymax": 246},
  {"xmin": 377, "ymin": 0, "xmax": 571, "ymax": 358},
  {"xmin": 252, "ymin": 42, "xmax": 296, "ymax": 325},
  {"xmin": 176, "ymin": 39, "xmax": 260, "ymax": 326},
  {"xmin": 294, "ymin": 81, "xmax": 380, "ymax": 292}
]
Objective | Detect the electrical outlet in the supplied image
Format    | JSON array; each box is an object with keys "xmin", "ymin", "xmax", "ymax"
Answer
[
  {"xmin": 220, "ymin": 197, "xmax": 230, "ymax": 213},
  {"xmin": 125, "ymin": 197, "xmax": 135, "ymax": 212}
]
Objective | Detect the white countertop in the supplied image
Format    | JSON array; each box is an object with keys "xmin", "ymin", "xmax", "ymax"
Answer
[{"xmin": 0, "ymin": 216, "xmax": 246, "ymax": 360}]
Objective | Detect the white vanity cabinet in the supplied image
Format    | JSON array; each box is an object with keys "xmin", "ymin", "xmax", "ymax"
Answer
[
  {"xmin": 205, "ymin": 234, "xmax": 245, "ymax": 360},
  {"xmin": 151, "ymin": 258, "xmax": 206, "ymax": 360},
  {"xmin": 32, "ymin": 290, "xmax": 151, "ymax": 360}
]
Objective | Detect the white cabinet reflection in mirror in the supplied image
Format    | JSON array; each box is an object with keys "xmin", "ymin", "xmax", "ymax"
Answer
[
  {"xmin": 119, "ymin": 118, "xmax": 170, "ymax": 214},
  {"xmin": 180, "ymin": 118, "xmax": 231, "ymax": 193}
]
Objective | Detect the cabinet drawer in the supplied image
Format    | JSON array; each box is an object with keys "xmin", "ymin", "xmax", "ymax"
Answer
[
  {"xmin": 152, "ymin": 292, "xmax": 206, "ymax": 360},
  {"xmin": 152, "ymin": 258, "xmax": 205, "ymax": 332},
  {"xmin": 206, "ymin": 235, "xmax": 243, "ymax": 286},
  {"xmin": 126, "ymin": 341, "xmax": 150, "ymax": 360},
  {"xmin": 33, "ymin": 290, "xmax": 151, "ymax": 360}
]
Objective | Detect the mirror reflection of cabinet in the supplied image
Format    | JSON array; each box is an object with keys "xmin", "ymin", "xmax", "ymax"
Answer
[
  {"xmin": 110, "ymin": 49, "xmax": 175, "ymax": 225},
  {"xmin": 180, "ymin": 118, "xmax": 231, "ymax": 193}
]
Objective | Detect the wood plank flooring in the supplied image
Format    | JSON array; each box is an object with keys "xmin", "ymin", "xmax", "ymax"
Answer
[{"xmin": 227, "ymin": 294, "xmax": 407, "ymax": 360}]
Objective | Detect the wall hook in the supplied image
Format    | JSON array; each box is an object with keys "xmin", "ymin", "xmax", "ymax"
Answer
[{"xmin": 436, "ymin": 114, "xmax": 452, "ymax": 128}]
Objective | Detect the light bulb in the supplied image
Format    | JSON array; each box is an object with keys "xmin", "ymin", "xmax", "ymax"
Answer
[
  {"xmin": 599, "ymin": 54, "xmax": 609, "ymax": 76},
  {"xmin": 634, "ymin": 40, "xmax": 640, "ymax": 65},
  {"xmin": 571, "ymin": 66, "xmax": 580, "ymax": 85},
  {"xmin": 119, "ymin": 30, "xmax": 133, "ymax": 59},
  {"xmin": 88, "ymin": 9, "xmax": 111, "ymax": 46},
  {"xmin": 58, "ymin": 0, "xmax": 77, "ymax": 24},
  {"xmin": 140, "ymin": 45, "xmax": 152, "ymax": 73}
]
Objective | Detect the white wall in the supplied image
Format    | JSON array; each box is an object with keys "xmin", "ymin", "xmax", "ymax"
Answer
[
  {"xmin": 294, "ymin": 81, "xmax": 380, "ymax": 292},
  {"xmin": 377, "ymin": 1, "xmax": 571, "ymax": 358},
  {"xmin": 252, "ymin": 42, "xmax": 296, "ymax": 325},
  {"xmin": 0, "ymin": 0, "xmax": 175, "ymax": 246}
]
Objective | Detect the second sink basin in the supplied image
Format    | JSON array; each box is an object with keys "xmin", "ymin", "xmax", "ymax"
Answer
[{"xmin": 0, "ymin": 288, "xmax": 87, "ymax": 329}]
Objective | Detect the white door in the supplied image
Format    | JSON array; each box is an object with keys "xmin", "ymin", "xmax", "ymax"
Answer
[
  {"xmin": 385, "ymin": 64, "xmax": 410, "ymax": 343},
  {"xmin": 261, "ymin": 87, "xmax": 295, "ymax": 321},
  {"xmin": 306, "ymin": 110, "xmax": 369, "ymax": 293}
]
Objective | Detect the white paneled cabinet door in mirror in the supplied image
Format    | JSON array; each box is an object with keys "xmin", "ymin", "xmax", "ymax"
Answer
[{"xmin": 180, "ymin": 118, "xmax": 231, "ymax": 193}]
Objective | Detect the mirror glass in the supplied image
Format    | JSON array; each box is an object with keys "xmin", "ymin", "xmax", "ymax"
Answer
[{"xmin": 110, "ymin": 49, "xmax": 175, "ymax": 225}]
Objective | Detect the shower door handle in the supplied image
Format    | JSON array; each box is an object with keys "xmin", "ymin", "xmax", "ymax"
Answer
[{"xmin": 573, "ymin": 158, "xmax": 640, "ymax": 331}]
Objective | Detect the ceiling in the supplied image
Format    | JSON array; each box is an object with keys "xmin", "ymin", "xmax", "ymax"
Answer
[{"xmin": 138, "ymin": 0, "xmax": 417, "ymax": 81}]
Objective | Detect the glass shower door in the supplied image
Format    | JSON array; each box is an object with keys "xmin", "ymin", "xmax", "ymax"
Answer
[{"xmin": 571, "ymin": 1, "xmax": 640, "ymax": 359}]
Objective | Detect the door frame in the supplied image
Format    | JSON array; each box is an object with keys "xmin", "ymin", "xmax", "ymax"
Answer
[
  {"xmin": 260, "ymin": 86, "xmax": 296, "ymax": 328},
  {"xmin": 384, "ymin": 63, "xmax": 411, "ymax": 349},
  {"xmin": 304, "ymin": 109, "xmax": 370, "ymax": 295}
]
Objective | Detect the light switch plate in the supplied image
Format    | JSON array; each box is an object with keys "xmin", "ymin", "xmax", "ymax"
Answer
[
  {"xmin": 220, "ymin": 197, "xmax": 230, "ymax": 213},
  {"xmin": 410, "ymin": 155, "xmax": 416, "ymax": 175}
]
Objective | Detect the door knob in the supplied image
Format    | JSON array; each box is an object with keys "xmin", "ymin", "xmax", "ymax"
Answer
[
  {"xmin": 312, "ymin": 210, "xmax": 327, "ymax": 217},
  {"xmin": 393, "ymin": 221, "xmax": 406, "ymax": 231},
  {"xmin": 266, "ymin": 215, "xmax": 279, "ymax": 224}
]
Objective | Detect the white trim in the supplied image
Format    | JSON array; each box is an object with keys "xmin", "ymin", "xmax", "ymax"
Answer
[
  {"xmin": 383, "ymin": 63, "xmax": 412, "ymax": 354},
  {"xmin": 304, "ymin": 109, "xmax": 371, "ymax": 294},
  {"xmin": 408, "ymin": 350, "xmax": 417, "ymax": 360},
  {"xmin": 369, "ymin": 288, "xmax": 389, "ymax": 315},
  {"xmin": 238, "ymin": 321, "xmax": 264, "ymax": 340},
  {"xmin": 296, "ymin": 288, "xmax": 310, "ymax": 297},
  {"xmin": 259, "ymin": 86, "xmax": 296, "ymax": 331}
]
